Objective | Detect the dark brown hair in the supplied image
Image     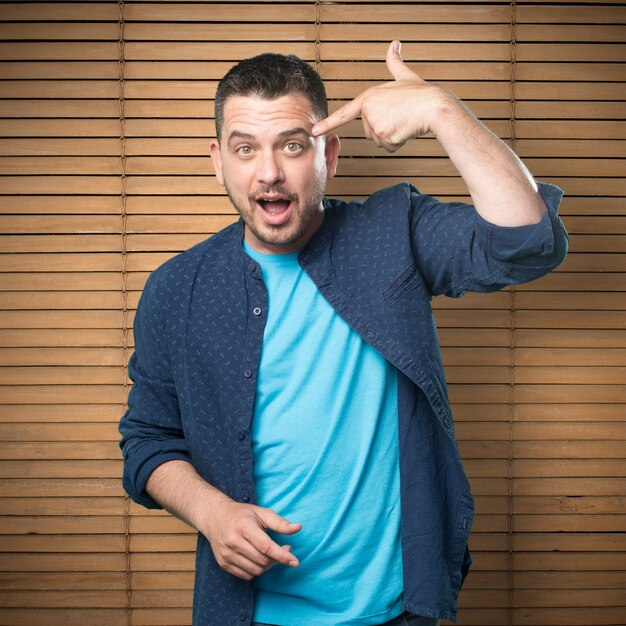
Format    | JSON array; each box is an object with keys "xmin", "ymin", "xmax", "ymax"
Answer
[{"xmin": 215, "ymin": 53, "xmax": 328, "ymax": 140}]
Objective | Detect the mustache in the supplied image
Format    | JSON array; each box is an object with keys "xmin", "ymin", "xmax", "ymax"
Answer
[{"xmin": 250, "ymin": 188, "xmax": 297, "ymax": 201}]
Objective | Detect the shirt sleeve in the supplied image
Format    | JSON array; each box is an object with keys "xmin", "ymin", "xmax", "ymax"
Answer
[
  {"xmin": 409, "ymin": 181, "xmax": 569, "ymax": 298},
  {"xmin": 118, "ymin": 268, "xmax": 192, "ymax": 509}
]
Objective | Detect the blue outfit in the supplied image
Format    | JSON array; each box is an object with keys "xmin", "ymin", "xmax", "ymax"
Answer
[
  {"xmin": 119, "ymin": 182, "xmax": 568, "ymax": 625},
  {"xmin": 243, "ymin": 243, "xmax": 403, "ymax": 625}
]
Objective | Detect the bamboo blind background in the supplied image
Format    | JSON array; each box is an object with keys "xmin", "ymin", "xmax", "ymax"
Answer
[{"xmin": 0, "ymin": 1, "xmax": 624, "ymax": 625}]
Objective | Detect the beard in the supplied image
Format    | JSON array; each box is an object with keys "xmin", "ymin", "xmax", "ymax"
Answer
[{"xmin": 224, "ymin": 172, "xmax": 327, "ymax": 250}]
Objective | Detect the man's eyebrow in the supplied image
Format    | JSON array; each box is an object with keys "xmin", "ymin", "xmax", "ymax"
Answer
[
  {"xmin": 227, "ymin": 130, "xmax": 255, "ymax": 146},
  {"xmin": 278, "ymin": 127, "xmax": 310, "ymax": 139},
  {"xmin": 226, "ymin": 127, "xmax": 311, "ymax": 147}
]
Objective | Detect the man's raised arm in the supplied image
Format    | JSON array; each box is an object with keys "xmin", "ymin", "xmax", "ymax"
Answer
[{"xmin": 312, "ymin": 40, "xmax": 547, "ymax": 227}]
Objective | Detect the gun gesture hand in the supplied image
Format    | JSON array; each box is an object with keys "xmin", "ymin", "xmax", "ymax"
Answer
[{"xmin": 313, "ymin": 41, "xmax": 450, "ymax": 152}]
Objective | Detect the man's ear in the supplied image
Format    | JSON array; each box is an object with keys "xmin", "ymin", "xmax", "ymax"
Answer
[
  {"xmin": 209, "ymin": 139, "xmax": 225, "ymax": 186},
  {"xmin": 324, "ymin": 134, "xmax": 341, "ymax": 179}
]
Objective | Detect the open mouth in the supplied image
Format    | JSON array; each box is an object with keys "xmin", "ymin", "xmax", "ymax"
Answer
[
  {"xmin": 255, "ymin": 195, "xmax": 294, "ymax": 225},
  {"xmin": 258, "ymin": 198, "xmax": 291, "ymax": 214}
]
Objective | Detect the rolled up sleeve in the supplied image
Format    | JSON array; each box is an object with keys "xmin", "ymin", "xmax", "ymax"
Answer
[
  {"xmin": 473, "ymin": 182, "xmax": 567, "ymax": 263},
  {"xmin": 119, "ymin": 269, "xmax": 192, "ymax": 509},
  {"xmin": 410, "ymin": 181, "xmax": 568, "ymax": 298}
]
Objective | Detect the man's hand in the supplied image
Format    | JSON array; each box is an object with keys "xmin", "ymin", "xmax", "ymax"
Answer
[
  {"xmin": 204, "ymin": 500, "xmax": 302, "ymax": 581},
  {"xmin": 312, "ymin": 40, "xmax": 457, "ymax": 152},
  {"xmin": 145, "ymin": 460, "xmax": 302, "ymax": 582}
]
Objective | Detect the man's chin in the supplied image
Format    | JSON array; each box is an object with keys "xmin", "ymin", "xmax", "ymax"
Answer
[
  {"xmin": 249, "ymin": 226, "xmax": 299, "ymax": 248},
  {"xmin": 245, "ymin": 218, "xmax": 318, "ymax": 253}
]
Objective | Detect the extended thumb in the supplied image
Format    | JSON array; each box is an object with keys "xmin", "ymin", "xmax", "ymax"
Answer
[{"xmin": 386, "ymin": 40, "xmax": 408, "ymax": 80}]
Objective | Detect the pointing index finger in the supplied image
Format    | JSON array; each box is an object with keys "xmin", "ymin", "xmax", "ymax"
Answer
[{"xmin": 312, "ymin": 93, "xmax": 363, "ymax": 136}]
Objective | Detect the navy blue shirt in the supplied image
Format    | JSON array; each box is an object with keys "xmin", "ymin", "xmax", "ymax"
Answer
[{"xmin": 119, "ymin": 183, "xmax": 568, "ymax": 625}]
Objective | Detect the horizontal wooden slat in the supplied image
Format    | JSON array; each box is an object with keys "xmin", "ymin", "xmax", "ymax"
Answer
[
  {"xmin": 517, "ymin": 24, "xmax": 626, "ymax": 41},
  {"xmin": 0, "ymin": 406, "xmax": 125, "ymax": 425},
  {"xmin": 440, "ymin": 347, "xmax": 626, "ymax": 367},
  {"xmin": 0, "ymin": 329, "xmax": 123, "ymax": 348},
  {"xmin": 0, "ymin": 552, "xmax": 127, "ymax": 572},
  {"xmin": 4, "ymin": 155, "xmax": 625, "ymax": 179},
  {"xmin": 0, "ymin": 460, "xmax": 122, "ymax": 478},
  {"xmin": 0, "ymin": 479, "xmax": 123, "ymax": 497},
  {"xmin": 455, "ymin": 403, "xmax": 626, "ymax": 422},
  {"xmin": 0, "ymin": 366, "xmax": 124, "ymax": 384},
  {"xmin": 0, "ymin": 309, "xmax": 123, "ymax": 328},
  {"xmin": 445, "ymin": 365, "xmax": 626, "ymax": 385},
  {"xmin": 462, "ymin": 439, "xmax": 626, "ymax": 460},
  {"xmin": 0, "ymin": 609, "xmax": 129, "ymax": 626},
  {"xmin": 512, "ymin": 329, "xmax": 626, "ymax": 348},
  {"xmin": 459, "ymin": 384, "xmax": 626, "ymax": 404},
  {"xmin": 1, "ymin": 516, "xmax": 127, "ymax": 535},
  {"xmin": 0, "ymin": 571, "xmax": 127, "ymax": 590},
  {"xmin": 0, "ymin": 385, "xmax": 125, "ymax": 404},
  {"xmin": 0, "ymin": 61, "xmax": 118, "ymax": 79},
  {"xmin": 0, "ymin": 423, "xmax": 120, "ymax": 441},
  {"xmin": 518, "ymin": 4, "xmax": 626, "ymax": 24},
  {"xmin": 459, "ymin": 422, "xmax": 626, "ymax": 441},
  {"xmin": 0, "ymin": 23, "xmax": 119, "ymax": 40},
  {"xmin": 1, "ymin": 497, "xmax": 126, "ymax": 516},
  {"xmin": 1, "ymin": 4, "xmax": 119, "ymax": 21},
  {"xmin": 2, "ymin": 75, "xmax": 623, "ymax": 101},
  {"xmin": 0, "ymin": 292, "xmax": 130, "ymax": 311},
  {"xmin": 320, "ymin": 61, "xmax": 626, "ymax": 82}
]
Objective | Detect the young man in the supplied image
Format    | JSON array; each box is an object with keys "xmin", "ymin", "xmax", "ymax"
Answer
[{"xmin": 120, "ymin": 42, "xmax": 568, "ymax": 626}]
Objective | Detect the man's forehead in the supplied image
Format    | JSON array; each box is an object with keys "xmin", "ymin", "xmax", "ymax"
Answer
[{"xmin": 222, "ymin": 93, "xmax": 317, "ymax": 127}]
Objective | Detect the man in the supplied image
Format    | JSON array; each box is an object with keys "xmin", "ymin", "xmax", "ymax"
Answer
[{"xmin": 120, "ymin": 41, "xmax": 568, "ymax": 626}]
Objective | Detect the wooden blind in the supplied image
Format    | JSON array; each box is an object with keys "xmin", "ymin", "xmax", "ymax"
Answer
[{"xmin": 1, "ymin": 2, "xmax": 624, "ymax": 625}]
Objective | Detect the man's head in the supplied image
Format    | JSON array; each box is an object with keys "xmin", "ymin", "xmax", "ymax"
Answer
[
  {"xmin": 214, "ymin": 53, "xmax": 328, "ymax": 142},
  {"xmin": 210, "ymin": 53, "xmax": 340, "ymax": 254}
]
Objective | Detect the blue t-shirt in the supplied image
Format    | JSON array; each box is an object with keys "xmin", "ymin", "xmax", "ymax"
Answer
[{"xmin": 245, "ymin": 243, "xmax": 403, "ymax": 626}]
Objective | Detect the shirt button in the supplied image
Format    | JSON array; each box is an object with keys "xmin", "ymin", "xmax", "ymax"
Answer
[
  {"xmin": 253, "ymin": 306, "xmax": 262, "ymax": 316},
  {"xmin": 443, "ymin": 416, "xmax": 451, "ymax": 428},
  {"xmin": 243, "ymin": 369, "xmax": 252, "ymax": 378},
  {"xmin": 239, "ymin": 613, "xmax": 247, "ymax": 622},
  {"xmin": 248, "ymin": 262, "xmax": 255, "ymax": 272},
  {"xmin": 238, "ymin": 431, "xmax": 246, "ymax": 441},
  {"xmin": 242, "ymin": 492, "xmax": 250, "ymax": 502}
]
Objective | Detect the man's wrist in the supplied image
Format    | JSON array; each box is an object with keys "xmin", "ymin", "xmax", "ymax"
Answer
[
  {"xmin": 427, "ymin": 89, "xmax": 475, "ymax": 141},
  {"xmin": 193, "ymin": 483, "xmax": 235, "ymax": 540}
]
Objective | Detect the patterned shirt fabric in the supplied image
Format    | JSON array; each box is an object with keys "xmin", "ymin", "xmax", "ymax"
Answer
[
  {"xmin": 119, "ymin": 182, "xmax": 568, "ymax": 625},
  {"xmin": 242, "ymin": 243, "xmax": 403, "ymax": 625}
]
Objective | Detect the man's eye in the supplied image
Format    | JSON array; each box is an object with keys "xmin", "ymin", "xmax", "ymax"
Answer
[
  {"xmin": 236, "ymin": 146, "xmax": 253, "ymax": 156},
  {"xmin": 285, "ymin": 142, "xmax": 302, "ymax": 153}
]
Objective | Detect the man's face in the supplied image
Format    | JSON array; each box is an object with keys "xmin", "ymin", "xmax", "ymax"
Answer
[{"xmin": 210, "ymin": 93, "xmax": 339, "ymax": 254}]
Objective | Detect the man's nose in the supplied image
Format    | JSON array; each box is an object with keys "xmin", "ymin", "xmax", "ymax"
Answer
[{"xmin": 256, "ymin": 152, "xmax": 284, "ymax": 185}]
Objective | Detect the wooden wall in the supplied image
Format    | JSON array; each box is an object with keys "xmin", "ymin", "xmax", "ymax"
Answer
[{"xmin": 1, "ymin": 1, "xmax": 624, "ymax": 624}]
